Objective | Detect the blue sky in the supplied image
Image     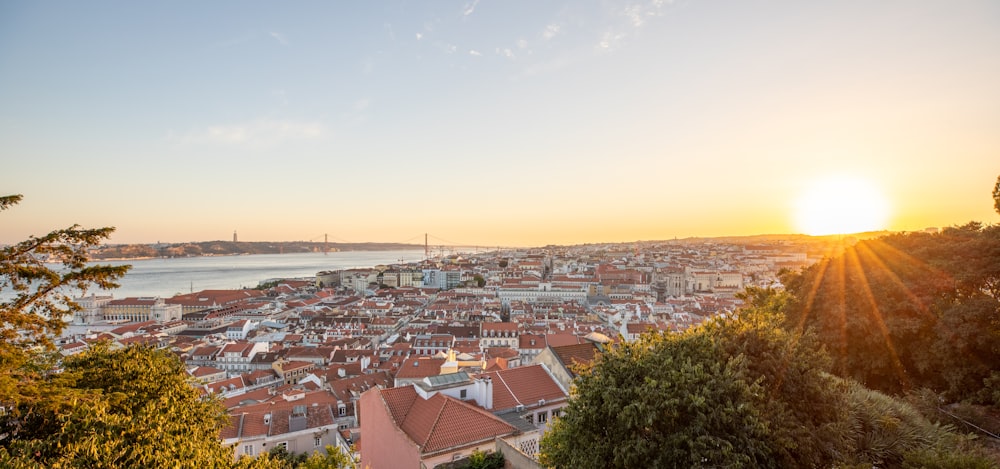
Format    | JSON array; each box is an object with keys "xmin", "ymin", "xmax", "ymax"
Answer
[{"xmin": 2, "ymin": 1, "xmax": 999, "ymax": 246}]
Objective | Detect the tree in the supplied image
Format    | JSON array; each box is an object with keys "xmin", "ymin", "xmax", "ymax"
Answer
[
  {"xmin": 700, "ymin": 288, "xmax": 851, "ymax": 467},
  {"xmin": 993, "ymin": 174, "xmax": 1000, "ymax": 215},
  {"xmin": 782, "ymin": 225, "xmax": 1000, "ymax": 402},
  {"xmin": 0, "ymin": 343, "xmax": 282, "ymax": 468},
  {"xmin": 0, "ymin": 195, "xmax": 278, "ymax": 468},
  {"xmin": 1, "ymin": 194, "xmax": 130, "ymax": 448},
  {"xmin": 540, "ymin": 330, "xmax": 773, "ymax": 468},
  {"xmin": 295, "ymin": 445, "xmax": 357, "ymax": 469}
]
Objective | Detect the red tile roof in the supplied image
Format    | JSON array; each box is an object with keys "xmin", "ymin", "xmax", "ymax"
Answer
[
  {"xmin": 377, "ymin": 386, "xmax": 516, "ymax": 453},
  {"xmin": 480, "ymin": 364, "xmax": 566, "ymax": 411},
  {"xmin": 545, "ymin": 333, "xmax": 583, "ymax": 347},
  {"xmin": 395, "ymin": 357, "xmax": 445, "ymax": 380},
  {"xmin": 551, "ymin": 343, "xmax": 600, "ymax": 376}
]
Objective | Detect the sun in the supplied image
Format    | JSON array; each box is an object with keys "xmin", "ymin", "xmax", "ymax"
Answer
[{"xmin": 794, "ymin": 176, "xmax": 891, "ymax": 236}]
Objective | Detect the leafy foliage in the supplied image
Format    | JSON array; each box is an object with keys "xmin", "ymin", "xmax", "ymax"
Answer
[
  {"xmin": 0, "ymin": 195, "xmax": 281, "ymax": 468},
  {"xmin": 782, "ymin": 224, "xmax": 1000, "ymax": 402},
  {"xmin": 701, "ymin": 288, "xmax": 851, "ymax": 467},
  {"xmin": 540, "ymin": 286, "xmax": 998, "ymax": 468},
  {"xmin": 540, "ymin": 330, "xmax": 773, "ymax": 468},
  {"xmin": 1, "ymin": 194, "xmax": 130, "ymax": 450},
  {"xmin": 293, "ymin": 445, "xmax": 357, "ymax": 469},
  {"xmin": 840, "ymin": 380, "xmax": 997, "ymax": 468},
  {"xmin": 993, "ymin": 174, "xmax": 1000, "ymax": 216},
  {"xmin": 465, "ymin": 449, "xmax": 503, "ymax": 469},
  {"xmin": 0, "ymin": 195, "xmax": 130, "ymax": 352},
  {"xmin": 0, "ymin": 344, "xmax": 282, "ymax": 468}
]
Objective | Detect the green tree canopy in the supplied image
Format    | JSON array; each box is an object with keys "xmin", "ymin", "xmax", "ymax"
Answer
[
  {"xmin": 1, "ymin": 194, "xmax": 130, "ymax": 448},
  {"xmin": 0, "ymin": 195, "xmax": 280, "ymax": 468},
  {"xmin": 700, "ymin": 288, "xmax": 850, "ymax": 467},
  {"xmin": 0, "ymin": 343, "xmax": 276, "ymax": 468},
  {"xmin": 540, "ymin": 330, "xmax": 773, "ymax": 468},
  {"xmin": 781, "ymin": 224, "xmax": 1000, "ymax": 402},
  {"xmin": 993, "ymin": 174, "xmax": 1000, "ymax": 215},
  {"xmin": 540, "ymin": 287, "xmax": 999, "ymax": 468}
]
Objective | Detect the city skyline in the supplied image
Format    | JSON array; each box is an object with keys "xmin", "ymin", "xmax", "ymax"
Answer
[{"xmin": 2, "ymin": 1, "xmax": 999, "ymax": 247}]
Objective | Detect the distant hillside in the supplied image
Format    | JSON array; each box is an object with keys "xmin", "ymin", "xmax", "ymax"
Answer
[{"xmin": 89, "ymin": 241, "xmax": 422, "ymax": 260}]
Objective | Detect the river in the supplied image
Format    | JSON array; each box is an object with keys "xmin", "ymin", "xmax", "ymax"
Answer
[{"xmin": 85, "ymin": 250, "xmax": 425, "ymax": 299}]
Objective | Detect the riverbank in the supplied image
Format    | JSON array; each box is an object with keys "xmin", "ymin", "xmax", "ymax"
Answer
[{"xmin": 89, "ymin": 241, "xmax": 423, "ymax": 260}]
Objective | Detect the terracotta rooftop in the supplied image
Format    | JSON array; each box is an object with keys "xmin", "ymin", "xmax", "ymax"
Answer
[
  {"xmin": 168, "ymin": 289, "xmax": 265, "ymax": 306},
  {"xmin": 480, "ymin": 364, "xmax": 567, "ymax": 412},
  {"xmin": 481, "ymin": 322, "xmax": 518, "ymax": 332},
  {"xmin": 395, "ymin": 357, "xmax": 445, "ymax": 380},
  {"xmin": 550, "ymin": 343, "xmax": 600, "ymax": 376},
  {"xmin": 377, "ymin": 386, "xmax": 516, "ymax": 453},
  {"xmin": 110, "ymin": 321, "xmax": 157, "ymax": 335},
  {"xmin": 545, "ymin": 333, "xmax": 584, "ymax": 347},
  {"xmin": 329, "ymin": 371, "xmax": 392, "ymax": 401}
]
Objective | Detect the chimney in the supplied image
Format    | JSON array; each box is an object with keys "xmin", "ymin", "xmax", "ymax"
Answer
[{"xmin": 475, "ymin": 377, "xmax": 493, "ymax": 410}]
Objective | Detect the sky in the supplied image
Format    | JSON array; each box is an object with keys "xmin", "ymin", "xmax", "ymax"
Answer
[{"xmin": 1, "ymin": 1, "xmax": 998, "ymax": 248}]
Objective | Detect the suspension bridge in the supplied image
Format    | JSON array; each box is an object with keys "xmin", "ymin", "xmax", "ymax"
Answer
[{"xmin": 304, "ymin": 232, "xmax": 520, "ymax": 259}]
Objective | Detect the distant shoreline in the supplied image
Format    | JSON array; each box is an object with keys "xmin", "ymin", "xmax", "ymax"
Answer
[{"xmin": 88, "ymin": 241, "xmax": 423, "ymax": 261}]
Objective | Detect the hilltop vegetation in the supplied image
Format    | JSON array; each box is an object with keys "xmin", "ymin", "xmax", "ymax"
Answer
[
  {"xmin": 541, "ymin": 179, "xmax": 1000, "ymax": 467},
  {"xmin": 541, "ymin": 285, "xmax": 999, "ymax": 468},
  {"xmin": 784, "ymin": 222, "xmax": 1000, "ymax": 402},
  {"xmin": 541, "ymin": 223, "xmax": 1000, "ymax": 467}
]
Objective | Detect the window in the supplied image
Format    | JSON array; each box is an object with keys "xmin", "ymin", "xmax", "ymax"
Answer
[
  {"xmin": 243, "ymin": 444, "xmax": 254, "ymax": 456},
  {"xmin": 314, "ymin": 436, "xmax": 322, "ymax": 447},
  {"xmin": 538, "ymin": 412, "xmax": 548, "ymax": 424},
  {"xmin": 338, "ymin": 405, "xmax": 346, "ymax": 416},
  {"xmin": 460, "ymin": 389, "xmax": 467, "ymax": 399},
  {"xmin": 276, "ymin": 441, "xmax": 288, "ymax": 451}
]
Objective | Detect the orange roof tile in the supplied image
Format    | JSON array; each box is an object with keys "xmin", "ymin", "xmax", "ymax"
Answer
[
  {"xmin": 551, "ymin": 343, "xmax": 600, "ymax": 376},
  {"xmin": 395, "ymin": 357, "xmax": 445, "ymax": 380},
  {"xmin": 378, "ymin": 386, "xmax": 516, "ymax": 453},
  {"xmin": 480, "ymin": 364, "xmax": 566, "ymax": 411}
]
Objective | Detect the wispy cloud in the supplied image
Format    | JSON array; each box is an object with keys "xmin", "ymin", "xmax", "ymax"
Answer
[
  {"xmin": 595, "ymin": 1, "xmax": 669, "ymax": 52},
  {"xmin": 462, "ymin": 0, "xmax": 480, "ymax": 17},
  {"xmin": 269, "ymin": 31, "xmax": 289, "ymax": 46},
  {"xmin": 597, "ymin": 30, "xmax": 626, "ymax": 52},
  {"xmin": 174, "ymin": 119, "xmax": 326, "ymax": 148},
  {"xmin": 469, "ymin": 50, "xmax": 483, "ymax": 57},
  {"xmin": 621, "ymin": 0, "xmax": 669, "ymax": 28},
  {"xmin": 542, "ymin": 24, "xmax": 561, "ymax": 40}
]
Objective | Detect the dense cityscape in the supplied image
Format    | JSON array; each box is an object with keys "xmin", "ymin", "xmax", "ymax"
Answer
[
  {"xmin": 4, "ymin": 1, "xmax": 999, "ymax": 467},
  {"xmin": 55, "ymin": 237, "xmax": 829, "ymax": 467}
]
